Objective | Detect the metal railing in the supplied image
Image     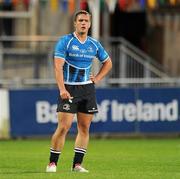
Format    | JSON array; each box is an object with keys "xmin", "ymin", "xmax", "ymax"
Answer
[{"xmin": 101, "ymin": 37, "xmax": 174, "ymax": 87}]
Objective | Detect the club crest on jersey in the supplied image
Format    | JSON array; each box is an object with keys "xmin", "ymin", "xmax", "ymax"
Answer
[
  {"xmin": 63, "ymin": 103, "xmax": 70, "ymax": 111},
  {"xmin": 80, "ymin": 49, "xmax": 87, "ymax": 53},
  {"xmin": 72, "ymin": 45, "xmax": 79, "ymax": 51},
  {"xmin": 87, "ymin": 46, "xmax": 93, "ymax": 53}
]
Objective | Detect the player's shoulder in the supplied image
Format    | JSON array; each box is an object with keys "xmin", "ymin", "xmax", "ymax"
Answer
[
  {"xmin": 57, "ymin": 33, "xmax": 74, "ymax": 43},
  {"xmin": 88, "ymin": 36, "xmax": 101, "ymax": 48},
  {"xmin": 88, "ymin": 36, "xmax": 99, "ymax": 43}
]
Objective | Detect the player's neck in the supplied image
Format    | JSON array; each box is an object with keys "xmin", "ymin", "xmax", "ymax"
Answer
[{"xmin": 74, "ymin": 32, "xmax": 87, "ymax": 43}]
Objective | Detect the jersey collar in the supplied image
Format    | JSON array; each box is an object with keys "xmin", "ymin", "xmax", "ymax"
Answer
[{"xmin": 73, "ymin": 32, "xmax": 87, "ymax": 44}]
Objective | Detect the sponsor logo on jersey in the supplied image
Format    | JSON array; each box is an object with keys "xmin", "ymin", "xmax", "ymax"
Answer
[{"xmin": 72, "ymin": 45, "xmax": 79, "ymax": 51}]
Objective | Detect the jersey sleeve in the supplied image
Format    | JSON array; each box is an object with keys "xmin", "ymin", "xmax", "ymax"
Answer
[
  {"xmin": 54, "ymin": 36, "xmax": 67, "ymax": 60},
  {"xmin": 96, "ymin": 42, "xmax": 109, "ymax": 63}
]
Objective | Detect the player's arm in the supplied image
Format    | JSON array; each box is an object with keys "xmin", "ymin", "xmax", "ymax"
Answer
[
  {"xmin": 54, "ymin": 58, "xmax": 72, "ymax": 99},
  {"xmin": 90, "ymin": 58, "xmax": 112, "ymax": 84}
]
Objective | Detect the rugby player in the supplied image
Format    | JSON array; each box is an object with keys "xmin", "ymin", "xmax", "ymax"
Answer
[{"xmin": 46, "ymin": 10, "xmax": 112, "ymax": 173}]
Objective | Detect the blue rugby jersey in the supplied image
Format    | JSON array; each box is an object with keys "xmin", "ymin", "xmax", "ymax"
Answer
[{"xmin": 54, "ymin": 32, "xmax": 109, "ymax": 85}]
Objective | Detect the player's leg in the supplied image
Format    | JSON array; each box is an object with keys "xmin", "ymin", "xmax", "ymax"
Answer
[
  {"xmin": 46, "ymin": 112, "xmax": 74, "ymax": 172},
  {"xmin": 72, "ymin": 112, "xmax": 93, "ymax": 172},
  {"xmin": 72, "ymin": 84, "xmax": 98, "ymax": 172}
]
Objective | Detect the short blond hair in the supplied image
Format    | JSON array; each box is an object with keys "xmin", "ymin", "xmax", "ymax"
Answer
[{"xmin": 74, "ymin": 10, "xmax": 91, "ymax": 22}]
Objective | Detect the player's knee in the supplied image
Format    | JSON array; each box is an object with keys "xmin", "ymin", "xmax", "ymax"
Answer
[
  {"xmin": 78, "ymin": 125, "xmax": 89, "ymax": 136},
  {"xmin": 58, "ymin": 126, "xmax": 70, "ymax": 136}
]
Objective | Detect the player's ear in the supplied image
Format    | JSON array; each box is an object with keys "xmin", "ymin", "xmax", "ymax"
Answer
[
  {"xmin": 88, "ymin": 22, "xmax": 91, "ymax": 28},
  {"xmin": 74, "ymin": 21, "xmax": 77, "ymax": 28}
]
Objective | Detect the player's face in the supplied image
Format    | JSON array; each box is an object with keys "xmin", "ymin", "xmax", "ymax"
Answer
[{"xmin": 74, "ymin": 14, "xmax": 91, "ymax": 35}]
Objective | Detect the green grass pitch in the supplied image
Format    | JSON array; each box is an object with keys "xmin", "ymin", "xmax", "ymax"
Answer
[{"xmin": 0, "ymin": 138, "xmax": 180, "ymax": 179}]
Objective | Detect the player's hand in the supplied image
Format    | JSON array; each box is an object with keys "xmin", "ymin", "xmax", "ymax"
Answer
[
  {"xmin": 60, "ymin": 89, "xmax": 73, "ymax": 100},
  {"xmin": 90, "ymin": 74, "xmax": 100, "ymax": 84}
]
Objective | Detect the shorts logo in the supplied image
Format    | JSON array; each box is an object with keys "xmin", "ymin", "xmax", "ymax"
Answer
[
  {"xmin": 88, "ymin": 107, "xmax": 98, "ymax": 113},
  {"xmin": 63, "ymin": 103, "xmax": 70, "ymax": 111}
]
